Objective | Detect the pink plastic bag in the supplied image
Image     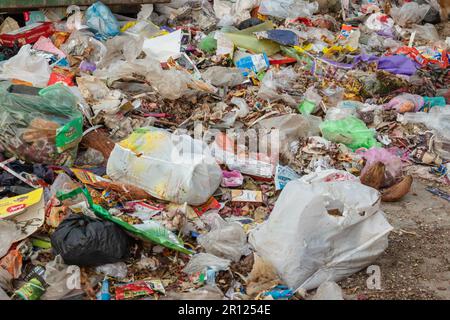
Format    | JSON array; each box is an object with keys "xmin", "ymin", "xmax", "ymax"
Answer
[
  {"xmin": 383, "ymin": 94, "xmax": 424, "ymax": 113},
  {"xmin": 359, "ymin": 148, "xmax": 402, "ymax": 188}
]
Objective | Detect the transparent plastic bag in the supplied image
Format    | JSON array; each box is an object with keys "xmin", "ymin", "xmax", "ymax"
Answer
[
  {"xmin": 403, "ymin": 108, "xmax": 450, "ymax": 140},
  {"xmin": 390, "ymin": 2, "xmax": 431, "ymax": 27},
  {"xmin": 96, "ymin": 262, "xmax": 128, "ymax": 279},
  {"xmin": 198, "ymin": 213, "xmax": 249, "ymax": 262},
  {"xmin": 61, "ymin": 30, "xmax": 107, "ymax": 65},
  {"xmin": 411, "ymin": 24, "xmax": 440, "ymax": 43},
  {"xmin": 183, "ymin": 253, "xmax": 231, "ymax": 274},
  {"xmin": 0, "ymin": 83, "xmax": 83, "ymax": 166},
  {"xmin": 325, "ymin": 100, "xmax": 364, "ymax": 121},
  {"xmin": 107, "ymin": 127, "xmax": 222, "ymax": 205},
  {"xmin": 41, "ymin": 255, "xmax": 81, "ymax": 300},
  {"xmin": 0, "ymin": 45, "xmax": 51, "ymax": 87},
  {"xmin": 85, "ymin": 1, "xmax": 120, "ymax": 40}
]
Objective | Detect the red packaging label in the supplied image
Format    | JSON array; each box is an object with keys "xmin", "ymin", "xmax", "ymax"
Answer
[{"xmin": 0, "ymin": 22, "xmax": 54, "ymax": 47}]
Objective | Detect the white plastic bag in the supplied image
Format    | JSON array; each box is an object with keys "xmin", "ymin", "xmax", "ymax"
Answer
[
  {"xmin": 107, "ymin": 127, "xmax": 222, "ymax": 205},
  {"xmin": 0, "ymin": 45, "xmax": 51, "ymax": 87},
  {"xmin": 249, "ymin": 178, "xmax": 392, "ymax": 290}
]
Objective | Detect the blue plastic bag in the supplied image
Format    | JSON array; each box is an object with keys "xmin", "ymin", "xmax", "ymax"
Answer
[{"xmin": 86, "ymin": 1, "xmax": 120, "ymax": 40}]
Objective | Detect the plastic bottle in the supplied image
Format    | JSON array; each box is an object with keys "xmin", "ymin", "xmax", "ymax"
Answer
[{"xmin": 97, "ymin": 278, "xmax": 111, "ymax": 300}]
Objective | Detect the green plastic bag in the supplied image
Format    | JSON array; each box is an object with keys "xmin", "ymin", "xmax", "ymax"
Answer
[
  {"xmin": 57, "ymin": 188, "xmax": 193, "ymax": 255},
  {"xmin": 0, "ymin": 83, "xmax": 83, "ymax": 166},
  {"xmin": 320, "ymin": 116, "xmax": 381, "ymax": 151},
  {"xmin": 199, "ymin": 34, "xmax": 217, "ymax": 54}
]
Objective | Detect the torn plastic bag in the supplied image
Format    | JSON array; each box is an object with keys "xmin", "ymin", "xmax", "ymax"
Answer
[
  {"xmin": 198, "ymin": 213, "xmax": 249, "ymax": 262},
  {"xmin": 0, "ymin": 45, "xmax": 51, "ymax": 87},
  {"xmin": 258, "ymin": 0, "xmax": 319, "ymax": 19},
  {"xmin": 183, "ymin": 253, "xmax": 231, "ymax": 274},
  {"xmin": 56, "ymin": 188, "xmax": 192, "ymax": 255},
  {"xmin": 51, "ymin": 213, "xmax": 131, "ymax": 267},
  {"xmin": 0, "ymin": 83, "xmax": 83, "ymax": 166},
  {"xmin": 107, "ymin": 127, "xmax": 222, "ymax": 206},
  {"xmin": 249, "ymin": 179, "xmax": 393, "ymax": 290},
  {"xmin": 85, "ymin": 1, "xmax": 120, "ymax": 40},
  {"xmin": 0, "ymin": 220, "xmax": 20, "ymax": 258},
  {"xmin": 41, "ymin": 255, "xmax": 81, "ymax": 300}
]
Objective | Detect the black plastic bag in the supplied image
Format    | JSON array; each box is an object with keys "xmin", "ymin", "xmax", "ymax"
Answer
[{"xmin": 51, "ymin": 214, "xmax": 131, "ymax": 267}]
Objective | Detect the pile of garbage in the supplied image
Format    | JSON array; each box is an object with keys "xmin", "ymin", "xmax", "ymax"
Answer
[{"xmin": 0, "ymin": 0, "xmax": 449, "ymax": 300}]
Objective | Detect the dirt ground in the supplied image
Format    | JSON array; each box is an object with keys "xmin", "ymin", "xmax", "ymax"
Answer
[
  {"xmin": 335, "ymin": 20, "xmax": 450, "ymax": 301},
  {"xmin": 339, "ymin": 178, "xmax": 450, "ymax": 300}
]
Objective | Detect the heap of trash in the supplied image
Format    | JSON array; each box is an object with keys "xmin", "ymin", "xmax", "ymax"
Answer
[{"xmin": 0, "ymin": 0, "xmax": 449, "ymax": 300}]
